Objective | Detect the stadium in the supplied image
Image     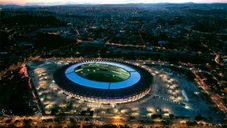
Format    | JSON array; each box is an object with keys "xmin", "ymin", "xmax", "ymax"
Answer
[{"xmin": 53, "ymin": 60, "xmax": 153, "ymax": 104}]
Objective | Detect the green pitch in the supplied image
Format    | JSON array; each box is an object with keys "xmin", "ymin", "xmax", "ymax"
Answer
[{"xmin": 75, "ymin": 63, "xmax": 130, "ymax": 82}]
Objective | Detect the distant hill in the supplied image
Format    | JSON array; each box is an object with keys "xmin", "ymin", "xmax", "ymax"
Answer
[{"xmin": 0, "ymin": 3, "xmax": 227, "ymax": 9}]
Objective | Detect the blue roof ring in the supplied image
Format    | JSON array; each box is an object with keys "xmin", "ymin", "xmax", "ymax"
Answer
[{"xmin": 65, "ymin": 61, "xmax": 141, "ymax": 89}]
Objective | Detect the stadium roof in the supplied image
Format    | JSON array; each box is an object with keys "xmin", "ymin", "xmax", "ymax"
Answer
[
  {"xmin": 53, "ymin": 60, "xmax": 152, "ymax": 99},
  {"xmin": 65, "ymin": 61, "xmax": 141, "ymax": 89}
]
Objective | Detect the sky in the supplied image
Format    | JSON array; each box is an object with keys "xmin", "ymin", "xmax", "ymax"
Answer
[{"xmin": 0, "ymin": 0, "xmax": 227, "ymax": 5}]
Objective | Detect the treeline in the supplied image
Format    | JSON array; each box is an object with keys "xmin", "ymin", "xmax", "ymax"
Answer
[
  {"xmin": 35, "ymin": 33, "xmax": 74, "ymax": 50},
  {"xmin": 0, "ymin": 69, "xmax": 35, "ymax": 115},
  {"xmin": 2, "ymin": 15, "xmax": 65, "ymax": 26},
  {"xmin": 193, "ymin": 17, "xmax": 227, "ymax": 32}
]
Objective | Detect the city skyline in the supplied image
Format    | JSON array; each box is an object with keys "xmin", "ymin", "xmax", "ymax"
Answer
[
  {"xmin": 1, "ymin": 0, "xmax": 227, "ymax": 5},
  {"xmin": 1, "ymin": 1, "xmax": 227, "ymax": 127}
]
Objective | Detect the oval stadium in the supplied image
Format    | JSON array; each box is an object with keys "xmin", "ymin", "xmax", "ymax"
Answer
[{"xmin": 53, "ymin": 60, "xmax": 153, "ymax": 104}]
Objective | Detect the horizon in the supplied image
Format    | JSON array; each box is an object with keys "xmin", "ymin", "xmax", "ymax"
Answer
[{"xmin": 1, "ymin": 0, "xmax": 227, "ymax": 5}]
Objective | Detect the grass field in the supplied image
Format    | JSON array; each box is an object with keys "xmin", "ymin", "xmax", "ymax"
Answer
[{"xmin": 75, "ymin": 64, "xmax": 130, "ymax": 82}]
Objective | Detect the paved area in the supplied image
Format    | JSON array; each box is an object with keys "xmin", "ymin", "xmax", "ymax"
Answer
[{"xmin": 26, "ymin": 59, "xmax": 225, "ymax": 124}]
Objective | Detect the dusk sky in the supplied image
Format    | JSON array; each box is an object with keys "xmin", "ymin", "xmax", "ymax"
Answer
[{"xmin": 0, "ymin": 0, "xmax": 227, "ymax": 5}]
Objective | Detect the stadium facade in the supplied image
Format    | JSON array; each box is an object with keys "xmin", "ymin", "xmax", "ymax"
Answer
[{"xmin": 53, "ymin": 60, "xmax": 153, "ymax": 104}]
